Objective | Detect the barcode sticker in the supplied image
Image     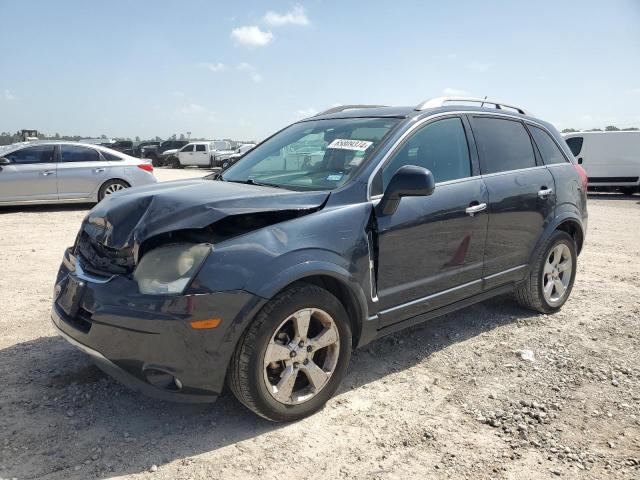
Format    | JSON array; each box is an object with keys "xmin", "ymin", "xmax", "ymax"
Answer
[{"xmin": 327, "ymin": 139, "xmax": 373, "ymax": 151}]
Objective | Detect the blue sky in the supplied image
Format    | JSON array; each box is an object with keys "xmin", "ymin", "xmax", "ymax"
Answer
[{"xmin": 1, "ymin": 0, "xmax": 639, "ymax": 140}]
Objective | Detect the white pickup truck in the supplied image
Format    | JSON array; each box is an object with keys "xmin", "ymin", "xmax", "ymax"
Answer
[{"xmin": 174, "ymin": 141, "xmax": 234, "ymax": 168}]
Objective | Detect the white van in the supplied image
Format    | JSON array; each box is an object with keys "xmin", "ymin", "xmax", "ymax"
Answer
[{"xmin": 563, "ymin": 131, "xmax": 640, "ymax": 194}]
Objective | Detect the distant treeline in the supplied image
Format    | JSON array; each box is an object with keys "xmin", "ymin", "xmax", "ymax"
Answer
[{"xmin": 561, "ymin": 126, "xmax": 639, "ymax": 133}]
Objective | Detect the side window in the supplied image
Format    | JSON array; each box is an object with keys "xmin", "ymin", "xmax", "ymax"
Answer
[
  {"xmin": 472, "ymin": 117, "xmax": 536, "ymax": 174},
  {"xmin": 5, "ymin": 145, "xmax": 55, "ymax": 164},
  {"xmin": 60, "ymin": 145, "xmax": 100, "ymax": 163},
  {"xmin": 195, "ymin": 144, "xmax": 206, "ymax": 152},
  {"xmin": 181, "ymin": 145, "xmax": 194, "ymax": 152},
  {"xmin": 529, "ymin": 126, "xmax": 568, "ymax": 165},
  {"xmin": 101, "ymin": 150, "xmax": 122, "ymax": 161},
  {"xmin": 380, "ymin": 117, "xmax": 471, "ymax": 192},
  {"xmin": 565, "ymin": 137, "xmax": 583, "ymax": 157}
]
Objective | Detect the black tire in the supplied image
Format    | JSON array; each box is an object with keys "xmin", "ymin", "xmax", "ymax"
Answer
[
  {"xmin": 98, "ymin": 179, "xmax": 130, "ymax": 201},
  {"xmin": 515, "ymin": 230, "xmax": 577, "ymax": 314},
  {"xmin": 228, "ymin": 283, "xmax": 352, "ymax": 422},
  {"xmin": 170, "ymin": 157, "xmax": 183, "ymax": 169}
]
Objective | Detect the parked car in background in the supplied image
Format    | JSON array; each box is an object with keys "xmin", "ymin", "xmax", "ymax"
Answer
[
  {"xmin": 213, "ymin": 143, "xmax": 256, "ymax": 170},
  {"xmin": 142, "ymin": 140, "xmax": 189, "ymax": 166},
  {"xmin": 102, "ymin": 140, "xmax": 134, "ymax": 154},
  {"xmin": 174, "ymin": 141, "xmax": 234, "ymax": 168},
  {"xmin": 0, "ymin": 141, "xmax": 156, "ymax": 205},
  {"xmin": 563, "ymin": 131, "xmax": 640, "ymax": 194},
  {"xmin": 51, "ymin": 96, "xmax": 587, "ymax": 422}
]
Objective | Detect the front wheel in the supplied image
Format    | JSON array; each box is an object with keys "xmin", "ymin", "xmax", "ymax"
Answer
[
  {"xmin": 515, "ymin": 230, "xmax": 577, "ymax": 313},
  {"xmin": 228, "ymin": 284, "xmax": 352, "ymax": 422}
]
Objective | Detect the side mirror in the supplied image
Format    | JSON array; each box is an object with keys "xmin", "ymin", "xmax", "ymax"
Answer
[
  {"xmin": 0, "ymin": 157, "xmax": 10, "ymax": 165},
  {"xmin": 377, "ymin": 165, "xmax": 435, "ymax": 215}
]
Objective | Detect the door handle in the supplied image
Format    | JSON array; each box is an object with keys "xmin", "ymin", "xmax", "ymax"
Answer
[
  {"xmin": 93, "ymin": 168, "xmax": 106, "ymax": 173},
  {"xmin": 40, "ymin": 170, "xmax": 55, "ymax": 176},
  {"xmin": 465, "ymin": 202, "xmax": 487, "ymax": 216},
  {"xmin": 538, "ymin": 188, "xmax": 553, "ymax": 199}
]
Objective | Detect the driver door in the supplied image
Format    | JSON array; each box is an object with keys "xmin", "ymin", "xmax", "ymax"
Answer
[{"xmin": 373, "ymin": 116, "xmax": 489, "ymax": 326}]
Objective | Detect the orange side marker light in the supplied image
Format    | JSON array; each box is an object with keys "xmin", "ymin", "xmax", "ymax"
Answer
[{"xmin": 189, "ymin": 318, "xmax": 222, "ymax": 329}]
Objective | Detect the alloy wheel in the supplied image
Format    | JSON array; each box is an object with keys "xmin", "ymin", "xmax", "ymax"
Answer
[
  {"xmin": 542, "ymin": 243, "xmax": 573, "ymax": 306},
  {"xmin": 263, "ymin": 308, "xmax": 340, "ymax": 405},
  {"xmin": 104, "ymin": 183, "xmax": 126, "ymax": 195}
]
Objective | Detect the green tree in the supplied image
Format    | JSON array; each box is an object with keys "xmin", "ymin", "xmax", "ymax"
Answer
[{"xmin": 605, "ymin": 125, "xmax": 620, "ymax": 131}]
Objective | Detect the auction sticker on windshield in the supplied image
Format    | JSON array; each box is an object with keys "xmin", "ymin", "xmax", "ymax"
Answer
[{"xmin": 327, "ymin": 139, "xmax": 373, "ymax": 151}]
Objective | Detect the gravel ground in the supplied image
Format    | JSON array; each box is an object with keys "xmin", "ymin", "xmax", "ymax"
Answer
[{"xmin": 0, "ymin": 168, "xmax": 638, "ymax": 480}]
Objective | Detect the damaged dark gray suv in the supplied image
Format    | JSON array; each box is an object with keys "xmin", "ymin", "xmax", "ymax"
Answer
[{"xmin": 52, "ymin": 97, "xmax": 588, "ymax": 422}]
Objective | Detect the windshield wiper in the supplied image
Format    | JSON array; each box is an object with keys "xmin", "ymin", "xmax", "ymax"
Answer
[{"xmin": 223, "ymin": 178, "xmax": 287, "ymax": 189}]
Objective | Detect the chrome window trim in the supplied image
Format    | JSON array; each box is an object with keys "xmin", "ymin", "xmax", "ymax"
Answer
[{"xmin": 366, "ymin": 110, "xmax": 558, "ymax": 200}]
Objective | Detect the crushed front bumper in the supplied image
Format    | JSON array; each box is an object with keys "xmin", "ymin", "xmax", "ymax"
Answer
[{"xmin": 51, "ymin": 248, "xmax": 262, "ymax": 402}]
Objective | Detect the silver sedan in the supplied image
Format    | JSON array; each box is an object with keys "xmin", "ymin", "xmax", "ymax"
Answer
[{"xmin": 0, "ymin": 142, "xmax": 157, "ymax": 205}]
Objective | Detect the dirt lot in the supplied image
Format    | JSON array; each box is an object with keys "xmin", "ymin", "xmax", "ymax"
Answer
[{"xmin": 0, "ymin": 168, "xmax": 638, "ymax": 480}]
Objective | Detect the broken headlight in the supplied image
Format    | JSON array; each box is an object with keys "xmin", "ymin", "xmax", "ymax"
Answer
[{"xmin": 133, "ymin": 243, "xmax": 211, "ymax": 295}]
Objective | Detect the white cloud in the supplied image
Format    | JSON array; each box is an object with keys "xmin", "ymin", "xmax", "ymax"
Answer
[
  {"xmin": 4, "ymin": 89, "xmax": 15, "ymax": 101},
  {"xmin": 199, "ymin": 62, "xmax": 262, "ymax": 83},
  {"xmin": 296, "ymin": 107, "xmax": 318, "ymax": 118},
  {"xmin": 179, "ymin": 103, "xmax": 206, "ymax": 114},
  {"xmin": 442, "ymin": 87, "xmax": 469, "ymax": 96},
  {"xmin": 264, "ymin": 5, "xmax": 309, "ymax": 26},
  {"xmin": 198, "ymin": 62, "xmax": 229, "ymax": 72},
  {"xmin": 632, "ymin": 88, "xmax": 640, "ymax": 93},
  {"xmin": 236, "ymin": 62, "xmax": 262, "ymax": 83},
  {"xmin": 466, "ymin": 61, "xmax": 492, "ymax": 73},
  {"xmin": 230, "ymin": 25, "xmax": 273, "ymax": 47}
]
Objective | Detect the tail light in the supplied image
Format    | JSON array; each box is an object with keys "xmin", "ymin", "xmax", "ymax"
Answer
[
  {"xmin": 573, "ymin": 164, "xmax": 588, "ymax": 191},
  {"xmin": 138, "ymin": 163, "xmax": 154, "ymax": 173}
]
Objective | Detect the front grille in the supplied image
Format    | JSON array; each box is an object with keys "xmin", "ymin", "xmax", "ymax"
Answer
[{"xmin": 75, "ymin": 232, "xmax": 135, "ymax": 276}]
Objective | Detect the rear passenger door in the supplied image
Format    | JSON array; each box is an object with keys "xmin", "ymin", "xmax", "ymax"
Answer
[
  {"xmin": 469, "ymin": 115, "xmax": 555, "ymax": 289},
  {"xmin": 57, "ymin": 145, "xmax": 110, "ymax": 199},
  {"xmin": 193, "ymin": 144, "xmax": 209, "ymax": 166}
]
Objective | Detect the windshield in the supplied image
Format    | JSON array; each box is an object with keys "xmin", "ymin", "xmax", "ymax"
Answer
[{"xmin": 221, "ymin": 118, "xmax": 400, "ymax": 190}]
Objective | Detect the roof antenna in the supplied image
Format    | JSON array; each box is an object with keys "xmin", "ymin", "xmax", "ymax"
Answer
[{"xmin": 480, "ymin": 95, "xmax": 488, "ymax": 108}]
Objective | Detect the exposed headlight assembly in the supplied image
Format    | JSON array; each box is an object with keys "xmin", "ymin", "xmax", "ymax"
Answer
[{"xmin": 134, "ymin": 243, "xmax": 211, "ymax": 295}]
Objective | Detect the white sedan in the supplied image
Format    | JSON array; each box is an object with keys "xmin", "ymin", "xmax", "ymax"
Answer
[{"xmin": 0, "ymin": 141, "xmax": 157, "ymax": 206}]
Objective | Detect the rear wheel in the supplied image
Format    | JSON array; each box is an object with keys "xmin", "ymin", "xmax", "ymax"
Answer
[
  {"xmin": 228, "ymin": 284, "xmax": 352, "ymax": 422},
  {"xmin": 515, "ymin": 231, "xmax": 577, "ymax": 313},
  {"xmin": 98, "ymin": 179, "xmax": 129, "ymax": 201}
]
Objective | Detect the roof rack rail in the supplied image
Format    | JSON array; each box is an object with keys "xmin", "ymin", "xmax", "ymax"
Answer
[
  {"xmin": 315, "ymin": 104, "xmax": 386, "ymax": 116},
  {"xmin": 415, "ymin": 96, "xmax": 529, "ymax": 115}
]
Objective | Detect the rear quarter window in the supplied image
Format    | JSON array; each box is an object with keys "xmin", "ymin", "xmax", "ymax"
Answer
[
  {"xmin": 529, "ymin": 126, "xmax": 568, "ymax": 165},
  {"xmin": 565, "ymin": 137, "xmax": 584, "ymax": 157}
]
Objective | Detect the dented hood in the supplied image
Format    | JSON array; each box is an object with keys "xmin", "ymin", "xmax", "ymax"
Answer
[{"xmin": 83, "ymin": 179, "xmax": 329, "ymax": 249}]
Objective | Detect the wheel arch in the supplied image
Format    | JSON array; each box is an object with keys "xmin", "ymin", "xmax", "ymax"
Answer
[
  {"xmin": 249, "ymin": 263, "xmax": 369, "ymax": 350},
  {"xmin": 530, "ymin": 213, "xmax": 585, "ymax": 267},
  {"xmin": 555, "ymin": 218, "xmax": 584, "ymax": 255}
]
